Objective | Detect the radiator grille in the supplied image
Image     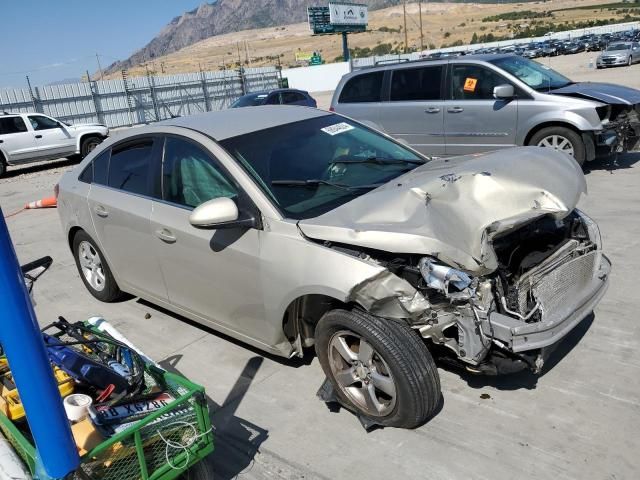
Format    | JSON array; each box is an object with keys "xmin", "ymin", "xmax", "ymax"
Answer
[{"xmin": 517, "ymin": 250, "xmax": 597, "ymax": 316}]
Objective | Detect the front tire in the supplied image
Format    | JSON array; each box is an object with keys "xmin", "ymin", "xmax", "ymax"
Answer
[
  {"xmin": 529, "ymin": 126, "xmax": 586, "ymax": 166},
  {"xmin": 72, "ymin": 230, "xmax": 122, "ymax": 302},
  {"xmin": 315, "ymin": 309, "xmax": 441, "ymax": 429},
  {"xmin": 81, "ymin": 136, "xmax": 102, "ymax": 158}
]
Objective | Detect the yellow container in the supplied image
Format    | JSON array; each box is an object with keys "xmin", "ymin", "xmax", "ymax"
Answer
[{"xmin": 0, "ymin": 358, "xmax": 74, "ymax": 421}]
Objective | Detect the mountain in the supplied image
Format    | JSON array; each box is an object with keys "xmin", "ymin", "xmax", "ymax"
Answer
[
  {"xmin": 104, "ymin": 0, "xmax": 406, "ymax": 73},
  {"xmin": 105, "ymin": 0, "xmax": 535, "ymax": 74}
]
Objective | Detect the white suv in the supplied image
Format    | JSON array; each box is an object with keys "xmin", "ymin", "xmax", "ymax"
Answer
[{"xmin": 0, "ymin": 112, "xmax": 109, "ymax": 177}]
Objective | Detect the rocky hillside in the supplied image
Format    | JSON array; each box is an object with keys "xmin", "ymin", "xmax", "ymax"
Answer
[{"xmin": 105, "ymin": 0, "xmax": 404, "ymax": 73}]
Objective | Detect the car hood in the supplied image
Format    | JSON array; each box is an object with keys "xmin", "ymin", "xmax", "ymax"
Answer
[
  {"xmin": 298, "ymin": 147, "xmax": 586, "ymax": 276},
  {"xmin": 67, "ymin": 123, "xmax": 107, "ymax": 129},
  {"xmin": 550, "ymin": 81, "xmax": 640, "ymax": 105}
]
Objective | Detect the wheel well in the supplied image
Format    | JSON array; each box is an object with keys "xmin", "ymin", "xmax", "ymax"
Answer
[
  {"xmin": 79, "ymin": 133, "xmax": 103, "ymax": 148},
  {"xmin": 68, "ymin": 226, "xmax": 83, "ymax": 252},
  {"xmin": 282, "ymin": 294, "xmax": 348, "ymax": 350},
  {"xmin": 524, "ymin": 122, "xmax": 582, "ymax": 146}
]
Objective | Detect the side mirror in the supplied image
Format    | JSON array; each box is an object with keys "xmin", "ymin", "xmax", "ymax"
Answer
[
  {"xmin": 494, "ymin": 84, "xmax": 515, "ymax": 99},
  {"xmin": 189, "ymin": 197, "xmax": 258, "ymax": 229}
]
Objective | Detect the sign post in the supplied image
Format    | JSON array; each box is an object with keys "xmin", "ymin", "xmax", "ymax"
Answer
[{"xmin": 307, "ymin": 2, "xmax": 368, "ymax": 62}]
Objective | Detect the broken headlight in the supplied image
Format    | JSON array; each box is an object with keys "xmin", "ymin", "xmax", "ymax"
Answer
[
  {"xmin": 418, "ymin": 257, "xmax": 472, "ymax": 295},
  {"xmin": 575, "ymin": 209, "xmax": 603, "ymax": 250}
]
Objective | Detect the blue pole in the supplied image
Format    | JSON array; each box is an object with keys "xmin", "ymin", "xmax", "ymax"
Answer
[{"xmin": 0, "ymin": 209, "xmax": 80, "ymax": 478}]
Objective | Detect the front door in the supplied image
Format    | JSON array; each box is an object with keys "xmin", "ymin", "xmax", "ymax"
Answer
[
  {"xmin": 27, "ymin": 115, "xmax": 75, "ymax": 159},
  {"xmin": 378, "ymin": 64, "xmax": 446, "ymax": 156},
  {"xmin": 87, "ymin": 137, "xmax": 168, "ymax": 301},
  {"xmin": 444, "ymin": 64, "xmax": 518, "ymax": 156},
  {"xmin": 150, "ymin": 135, "xmax": 265, "ymax": 339}
]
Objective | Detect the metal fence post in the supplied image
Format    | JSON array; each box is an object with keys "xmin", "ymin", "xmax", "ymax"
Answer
[
  {"xmin": 121, "ymin": 70, "xmax": 135, "ymax": 126},
  {"xmin": 25, "ymin": 76, "xmax": 42, "ymax": 113},
  {"xmin": 238, "ymin": 66, "xmax": 247, "ymax": 95},
  {"xmin": 145, "ymin": 66, "xmax": 161, "ymax": 122},
  {"xmin": 199, "ymin": 68, "xmax": 211, "ymax": 112},
  {"xmin": 87, "ymin": 70, "xmax": 104, "ymax": 125}
]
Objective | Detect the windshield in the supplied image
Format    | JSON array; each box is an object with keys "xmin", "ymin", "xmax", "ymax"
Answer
[
  {"xmin": 219, "ymin": 115, "xmax": 426, "ymax": 220},
  {"xmin": 490, "ymin": 56, "xmax": 572, "ymax": 91},
  {"xmin": 230, "ymin": 93, "xmax": 268, "ymax": 108},
  {"xmin": 606, "ymin": 43, "xmax": 629, "ymax": 51}
]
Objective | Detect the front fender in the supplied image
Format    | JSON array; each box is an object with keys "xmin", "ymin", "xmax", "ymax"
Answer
[{"xmin": 517, "ymin": 110, "xmax": 601, "ymax": 145}]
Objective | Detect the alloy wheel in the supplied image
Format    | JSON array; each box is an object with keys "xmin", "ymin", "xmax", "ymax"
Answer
[
  {"xmin": 328, "ymin": 330, "xmax": 397, "ymax": 417},
  {"xmin": 537, "ymin": 134, "xmax": 575, "ymax": 157},
  {"xmin": 78, "ymin": 241, "xmax": 106, "ymax": 292}
]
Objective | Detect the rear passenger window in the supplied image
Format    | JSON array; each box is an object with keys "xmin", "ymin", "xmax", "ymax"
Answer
[
  {"xmin": 79, "ymin": 149, "xmax": 110, "ymax": 184},
  {"xmin": 281, "ymin": 92, "xmax": 306, "ymax": 104},
  {"xmin": 0, "ymin": 117, "xmax": 28, "ymax": 134},
  {"xmin": 390, "ymin": 66, "xmax": 443, "ymax": 101},
  {"xmin": 338, "ymin": 72, "xmax": 384, "ymax": 103},
  {"xmin": 107, "ymin": 140, "xmax": 153, "ymax": 195}
]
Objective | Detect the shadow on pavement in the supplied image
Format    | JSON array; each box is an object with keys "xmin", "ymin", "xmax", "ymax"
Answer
[
  {"xmin": 584, "ymin": 150, "xmax": 640, "ymax": 173},
  {"xmin": 137, "ymin": 298, "xmax": 313, "ymax": 368},
  {"xmin": 159, "ymin": 354, "xmax": 269, "ymax": 480},
  {"xmin": 440, "ymin": 313, "xmax": 595, "ymax": 391},
  {"xmin": 3, "ymin": 157, "xmax": 79, "ymax": 178}
]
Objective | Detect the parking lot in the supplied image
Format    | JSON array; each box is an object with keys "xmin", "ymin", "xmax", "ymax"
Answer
[{"xmin": 2, "ymin": 56, "xmax": 640, "ymax": 479}]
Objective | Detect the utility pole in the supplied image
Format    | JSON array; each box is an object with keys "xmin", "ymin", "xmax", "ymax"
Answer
[
  {"xmin": 403, "ymin": 1, "xmax": 409, "ymax": 53},
  {"xmin": 419, "ymin": 1, "xmax": 424, "ymax": 51},
  {"xmin": 244, "ymin": 40, "xmax": 250, "ymax": 66},
  {"xmin": 95, "ymin": 53, "xmax": 104, "ymax": 81},
  {"xmin": 236, "ymin": 42, "xmax": 243, "ymax": 66}
]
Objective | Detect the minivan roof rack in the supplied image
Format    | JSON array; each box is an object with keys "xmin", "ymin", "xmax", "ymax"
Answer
[{"xmin": 373, "ymin": 57, "xmax": 411, "ymax": 66}]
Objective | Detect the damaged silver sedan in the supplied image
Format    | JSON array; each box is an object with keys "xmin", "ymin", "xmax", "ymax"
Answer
[{"xmin": 57, "ymin": 106, "xmax": 610, "ymax": 428}]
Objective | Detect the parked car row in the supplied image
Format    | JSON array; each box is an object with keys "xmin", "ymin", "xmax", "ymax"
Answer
[{"xmin": 425, "ymin": 28, "xmax": 640, "ymax": 62}]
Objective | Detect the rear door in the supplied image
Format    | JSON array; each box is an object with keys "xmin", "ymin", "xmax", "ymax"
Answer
[
  {"xmin": 149, "ymin": 135, "xmax": 265, "ymax": 337},
  {"xmin": 27, "ymin": 115, "xmax": 75, "ymax": 158},
  {"xmin": 444, "ymin": 63, "xmax": 518, "ymax": 155},
  {"xmin": 0, "ymin": 116, "xmax": 36, "ymax": 162},
  {"xmin": 87, "ymin": 136, "xmax": 168, "ymax": 301},
  {"xmin": 377, "ymin": 64, "xmax": 446, "ymax": 156}
]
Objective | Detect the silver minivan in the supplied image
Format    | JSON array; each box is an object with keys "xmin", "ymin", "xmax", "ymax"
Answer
[{"xmin": 331, "ymin": 54, "xmax": 640, "ymax": 165}]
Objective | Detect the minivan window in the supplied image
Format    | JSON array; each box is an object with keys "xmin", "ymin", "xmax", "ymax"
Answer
[
  {"xmin": 107, "ymin": 140, "xmax": 153, "ymax": 195},
  {"xmin": 162, "ymin": 137, "xmax": 237, "ymax": 208},
  {"xmin": 390, "ymin": 66, "xmax": 443, "ymax": 101},
  {"xmin": 338, "ymin": 72, "xmax": 384, "ymax": 103},
  {"xmin": 451, "ymin": 65, "xmax": 509, "ymax": 100},
  {"xmin": 0, "ymin": 117, "xmax": 28, "ymax": 134},
  {"xmin": 28, "ymin": 115, "xmax": 60, "ymax": 131}
]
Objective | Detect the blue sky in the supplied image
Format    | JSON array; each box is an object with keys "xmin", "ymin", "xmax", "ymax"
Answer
[{"xmin": 0, "ymin": 0, "xmax": 205, "ymax": 88}]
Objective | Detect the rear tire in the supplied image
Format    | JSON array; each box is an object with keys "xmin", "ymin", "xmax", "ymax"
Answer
[
  {"xmin": 315, "ymin": 309, "xmax": 441, "ymax": 429},
  {"xmin": 80, "ymin": 136, "xmax": 102, "ymax": 158},
  {"xmin": 72, "ymin": 230, "xmax": 122, "ymax": 302},
  {"xmin": 528, "ymin": 126, "xmax": 586, "ymax": 166}
]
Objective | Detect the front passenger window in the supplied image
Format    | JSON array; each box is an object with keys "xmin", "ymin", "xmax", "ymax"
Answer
[
  {"xmin": 451, "ymin": 65, "xmax": 509, "ymax": 100},
  {"xmin": 162, "ymin": 137, "xmax": 237, "ymax": 208}
]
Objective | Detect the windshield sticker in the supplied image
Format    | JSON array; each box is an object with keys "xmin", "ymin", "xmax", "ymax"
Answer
[
  {"xmin": 463, "ymin": 78, "xmax": 478, "ymax": 92},
  {"xmin": 321, "ymin": 122, "xmax": 355, "ymax": 136}
]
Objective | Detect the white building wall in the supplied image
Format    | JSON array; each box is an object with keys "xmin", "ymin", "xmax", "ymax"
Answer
[{"xmin": 281, "ymin": 62, "xmax": 351, "ymax": 93}]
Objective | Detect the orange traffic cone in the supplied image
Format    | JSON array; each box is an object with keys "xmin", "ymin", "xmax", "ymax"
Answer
[{"xmin": 24, "ymin": 196, "xmax": 57, "ymax": 209}]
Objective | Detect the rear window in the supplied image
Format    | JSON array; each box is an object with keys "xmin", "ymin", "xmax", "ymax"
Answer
[
  {"xmin": 79, "ymin": 149, "xmax": 110, "ymax": 184},
  {"xmin": 338, "ymin": 72, "xmax": 384, "ymax": 103},
  {"xmin": 0, "ymin": 117, "xmax": 27, "ymax": 134},
  {"xmin": 390, "ymin": 66, "xmax": 443, "ymax": 101}
]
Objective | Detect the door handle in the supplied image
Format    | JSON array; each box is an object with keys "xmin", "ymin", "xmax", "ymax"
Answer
[
  {"xmin": 447, "ymin": 107, "xmax": 464, "ymax": 113},
  {"xmin": 155, "ymin": 228, "xmax": 176, "ymax": 244},
  {"xmin": 34, "ymin": 135, "xmax": 43, "ymax": 139},
  {"xmin": 425, "ymin": 107, "xmax": 441, "ymax": 114},
  {"xmin": 93, "ymin": 205, "xmax": 109, "ymax": 218}
]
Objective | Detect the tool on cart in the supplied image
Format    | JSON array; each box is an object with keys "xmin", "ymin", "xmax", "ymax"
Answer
[{"xmin": 42, "ymin": 317, "xmax": 146, "ymax": 403}]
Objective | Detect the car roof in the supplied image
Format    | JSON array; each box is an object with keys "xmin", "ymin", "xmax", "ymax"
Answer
[
  {"xmin": 353, "ymin": 54, "xmax": 512, "ymax": 74},
  {"xmin": 158, "ymin": 106, "xmax": 330, "ymax": 140}
]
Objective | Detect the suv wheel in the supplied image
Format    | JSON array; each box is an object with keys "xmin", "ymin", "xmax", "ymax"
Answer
[
  {"xmin": 529, "ymin": 126, "xmax": 586, "ymax": 166},
  {"xmin": 315, "ymin": 309, "xmax": 441, "ymax": 429},
  {"xmin": 81, "ymin": 136, "xmax": 102, "ymax": 158},
  {"xmin": 72, "ymin": 230, "xmax": 122, "ymax": 302}
]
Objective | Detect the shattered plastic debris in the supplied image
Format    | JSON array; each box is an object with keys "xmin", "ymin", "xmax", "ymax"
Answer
[{"xmin": 418, "ymin": 257, "xmax": 472, "ymax": 292}]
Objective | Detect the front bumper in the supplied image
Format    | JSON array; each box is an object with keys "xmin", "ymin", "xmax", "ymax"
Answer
[
  {"xmin": 483, "ymin": 253, "xmax": 611, "ymax": 353},
  {"xmin": 597, "ymin": 57, "xmax": 628, "ymax": 67}
]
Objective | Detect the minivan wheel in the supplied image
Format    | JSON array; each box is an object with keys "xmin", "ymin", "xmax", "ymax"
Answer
[
  {"xmin": 72, "ymin": 230, "xmax": 122, "ymax": 302},
  {"xmin": 315, "ymin": 309, "xmax": 441, "ymax": 429},
  {"xmin": 81, "ymin": 136, "xmax": 102, "ymax": 158},
  {"xmin": 529, "ymin": 126, "xmax": 586, "ymax": 166}
]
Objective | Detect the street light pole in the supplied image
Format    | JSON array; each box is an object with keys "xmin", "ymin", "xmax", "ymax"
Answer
[{"xmin": 403, "ymin": 1, "xmax": 409, "ymax": 53}]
